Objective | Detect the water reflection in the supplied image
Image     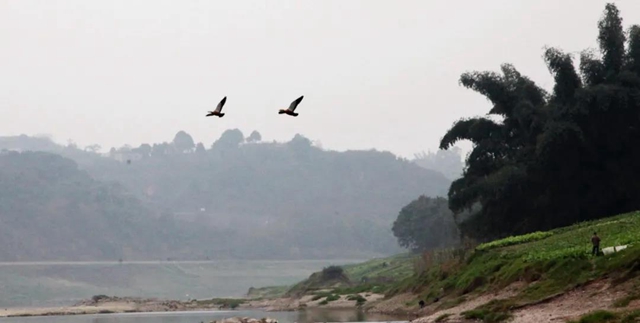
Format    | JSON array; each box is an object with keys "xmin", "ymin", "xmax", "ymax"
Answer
[
  {"xmin": 0, "ymin": 309, "xmax": 410, "ymax": 323},
  {"xmin": 296, "ymin": 308, "xmax": 395, "ymax": 323}
]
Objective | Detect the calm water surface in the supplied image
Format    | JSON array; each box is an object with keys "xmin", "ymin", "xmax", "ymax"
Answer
[
  {"xmin": 0, "ymin": 309, "xmax": 410, "ymax": 323},
  {"xmin": 0, "ymin": 260, "xmax": 365, "ymax": 307}
]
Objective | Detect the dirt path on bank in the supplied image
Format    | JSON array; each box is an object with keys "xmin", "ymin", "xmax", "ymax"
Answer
[{"xmin": 408, "ymin": 279, "xmax": 637, "ymax": 323}]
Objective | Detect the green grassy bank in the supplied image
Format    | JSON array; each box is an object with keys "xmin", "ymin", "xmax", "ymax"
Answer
[{"xmin": 264, "ymin": 211, "xmax": 640, "ymax": 321}]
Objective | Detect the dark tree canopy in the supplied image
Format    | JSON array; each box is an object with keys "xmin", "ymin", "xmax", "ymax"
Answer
[
  {"xmin": 287, "ymin": 134, "xmax": 312, "ymax": 152},
  {"xmin": 392, "ymin": 196, "xmax": 460, "ymax": 252},
  {"xmin": 172, "ymin": 131, "xmax": 195, "ymax": 153},
  {"xmin": 440, "ymin": 3, "xmax": 640, "ymax": 240},
  {"xmin": 211, "ymin": 129, "xmax": 244, "ymax": 151},
  {"xmin": 247, "ymin": 130, "xmax": 262, "ymax": 143},
  {"xmin": 195, "ymin": 142, "xmax": 206, "ymax": 154},
  {"xmin": 135, "ymin": 143, "xmax": 152, "ymax": 158},
  {"xmin": 151, "ymin": 142, "xmax": 174, "ymax": 156}
]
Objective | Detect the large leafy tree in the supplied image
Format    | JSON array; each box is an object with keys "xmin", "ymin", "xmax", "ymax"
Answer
[
  {"xmin": 173, "ymin": 130, "xmax": 196, "ymax": 153},
  {"xmin": 392, "ymin": 196, "xmax": 460, "ymax": 252},
  {"xmin": 211, "ymin": 129, "xmax": 244, "ymax": 151},
  {"xmin": 439, "ymin": 63, "xmax": 548, "ymax": 238},
  {"xmin": 247, "ymin": 130, "xmax": 262, "ymax": 143},
  {"xmin": 441, "ymin": 3, "xmax": 640, "ymax": 239}
]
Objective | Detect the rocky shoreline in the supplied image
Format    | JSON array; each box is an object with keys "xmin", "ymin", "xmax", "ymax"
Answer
[
  {"xmin": 0, "ymin": 296, "xmax": 233, "ymax": 318},
  {"xmin": 0, "ymin": 286, "xmax": 621, "ymax": 323},
  {"xmin": 243, "ymin": 293, "xmax": 386, "ymax": 312},
  {"xmin": 211, "ymin": 317, "xmax": 279, "ymax": 323},
  {"xmin": 0, "ymin": 292, "xmax": 395, "ymax": 318}
]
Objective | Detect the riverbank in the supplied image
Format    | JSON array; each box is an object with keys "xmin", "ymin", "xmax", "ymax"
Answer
[
  {"xmin": 5, "ymin": 211, "xmax": 640, "ymax": 321},
  {"xmin": 244, "ymin": 293, "xmax": 386, "ymax": 312},
  {"xmin": 4, "ymin": 281, "xmax": 639, "ymax": 322},
  {"xmin": 0, "ymin": 293, "xmax": 389, "ymax": 318},
  {"xmin": 247, "ymin": 211, "xmax": 640, "ymax": 322},
  {"xmin": 0, "ymin": 296, "xmax": 211, "ymax": 317}
]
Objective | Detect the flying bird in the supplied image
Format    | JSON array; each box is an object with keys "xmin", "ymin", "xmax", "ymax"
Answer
[
  {"xmin": 206, "ymin": 97, "xmax": 227, "ymax": 117},
  {"xmin": 278, "ymin": 96, "xmax": 304, "ymax": 117}
]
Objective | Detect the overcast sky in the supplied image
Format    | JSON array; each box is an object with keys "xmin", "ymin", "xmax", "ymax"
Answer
[{"xmin": 2, "ymin": 0, "xmax": 640, "ymax": 158}]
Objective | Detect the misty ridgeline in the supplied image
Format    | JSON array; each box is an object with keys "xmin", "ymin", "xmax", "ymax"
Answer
[{"xmin": 0, "ymin": 131, "xmax": 463, "ymax": 262}]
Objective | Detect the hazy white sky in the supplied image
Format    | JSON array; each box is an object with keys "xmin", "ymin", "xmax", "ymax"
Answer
[{"xmin": 2, "ymin": 0, "xmax": 640, "ymax": 158}]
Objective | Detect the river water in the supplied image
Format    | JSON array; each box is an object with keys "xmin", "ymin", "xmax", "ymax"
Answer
[
  {"xmin": 0, "ymin": 260, "xmax": 365, "ymax": 307},
  {"xmin": 0, "ymin": 309, "xmax": 410, "ymax": 323}
]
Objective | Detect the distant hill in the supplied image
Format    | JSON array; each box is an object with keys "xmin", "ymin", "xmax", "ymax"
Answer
[
  {"xmin": 412, "ymin": 147, "xmax": 464, "ymax": 181},
  {"xmin": 0, "ymin": 150, "xmax": 233, "ymax": 261},
  {"xmin": 0, "ymin": 132, "xmax": 451, "ymax": 260}
]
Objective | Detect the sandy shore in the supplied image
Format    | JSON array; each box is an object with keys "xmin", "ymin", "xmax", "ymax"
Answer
[
  {"xmin": 0, "ymin": 292, "xmax": 387, "ymax": 318},
  {"xmin": 3, "ymin": 279, "xmax": 638, "ymax": 322},
  {"xmin": 0, "ymin": 303, "xmax": 137, "ymax": 318},
  {"xmin": 0, "ymin": 297, "xmax": 225, "ymax": 318}
]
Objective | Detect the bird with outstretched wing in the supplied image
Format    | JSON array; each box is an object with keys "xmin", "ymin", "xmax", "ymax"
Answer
[
  {"xmin": 206, "ymin": 97, "xmax": 227, "ymax": 117},
  {"xmin": 278, "ymin": 95, "xmax": 304, "ymax": 117}
]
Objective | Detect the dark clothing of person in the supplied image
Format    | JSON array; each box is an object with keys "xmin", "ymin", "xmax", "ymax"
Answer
[{"xmin": 592, "ymin": 235, "xmax": 601, "ymax": 256}]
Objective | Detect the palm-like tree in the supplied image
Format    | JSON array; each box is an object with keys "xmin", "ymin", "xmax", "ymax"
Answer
[{"xmin": 440, "ymin": 3, "xmax": 640, "ymax": 239}]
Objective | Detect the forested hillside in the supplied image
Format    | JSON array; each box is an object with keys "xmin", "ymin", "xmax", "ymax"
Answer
[
  {"xmin": 0, "ymin": 132, "xmax": 451, "ymax": 260},
  {"xmin": 412, "ymin": 147, "xmax": 464, "ymax": 181},
  {"xmin": 0, "ymin": 151, "xmax": 234, "ymax": 261}
]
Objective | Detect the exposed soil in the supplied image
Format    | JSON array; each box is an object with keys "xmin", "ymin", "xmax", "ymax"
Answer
[
  {"xmin": 408, "ymin": 278, "xmax": 639, "ymax": 323},
  {"xmin": 511, "ymin": 279, "xmax": 629, "ymax": 323},
  {"xmin": 2, "ymin": 278, "xmax": 639, "ymax": 322},
  {"xmin": 412, "ymin": 282, "xmax": 524, "ymax": 323}
]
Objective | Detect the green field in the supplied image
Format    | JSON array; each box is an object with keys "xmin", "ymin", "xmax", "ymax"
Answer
[
  {"xmin": 383, "ymin": 211, "xmax": 640, "ymax": 321},
  {"xmin": 341, "ymin": 253, "xmax": 415, "ymax": 283},
  {"xmin": 278, "ymin": 253, "xmax": 417, "ymax": 299},
  {"xmin": 271, "ymin": 210, "xmax": 640, "ymax": 321}
]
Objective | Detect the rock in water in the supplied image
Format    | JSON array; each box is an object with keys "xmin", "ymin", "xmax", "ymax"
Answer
[
  {"xmin": 211, "ymin": 317, "xmax": 276, "ymax": 323},
  {"xmin": 211, "ymin": 317, "xmax": 241, "ymax": 323}
]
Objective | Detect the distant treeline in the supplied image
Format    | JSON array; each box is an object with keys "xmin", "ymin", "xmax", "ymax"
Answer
[{"xmin": 0, "ymin": 131, "xmax": 451, "ymax": 260}]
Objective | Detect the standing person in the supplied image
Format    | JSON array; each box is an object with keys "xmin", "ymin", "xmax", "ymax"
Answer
[{"xmin": 592, "ymin": 232, "xmax": 601, "ymax": 256}]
